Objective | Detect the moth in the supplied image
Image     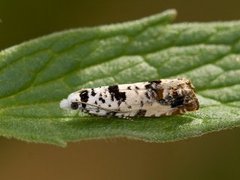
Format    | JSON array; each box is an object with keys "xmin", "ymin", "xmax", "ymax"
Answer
[{"xmin": 60, "ymin": 78, "xmax": 199, "ymax": 117}]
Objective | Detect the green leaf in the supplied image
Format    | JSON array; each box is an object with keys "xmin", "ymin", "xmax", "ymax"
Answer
[{"xmin": 1, "ymin": 9, "xmax": 240, "ymax": 146}]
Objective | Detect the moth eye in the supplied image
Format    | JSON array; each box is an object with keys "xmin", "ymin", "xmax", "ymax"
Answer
[{"xmin": 71, "ymin": 102, "xmax": 79, "ymax": 110}]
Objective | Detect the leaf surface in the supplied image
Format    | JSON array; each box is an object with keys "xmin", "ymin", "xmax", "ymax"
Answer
[{"xmin": 1, "ymin": 10, "xmax": 240, "ymax": 146}]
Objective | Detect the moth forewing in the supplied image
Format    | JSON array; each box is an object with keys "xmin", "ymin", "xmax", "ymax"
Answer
[{"xmin": 60, "ymin": 78, "xmax": 199, "ymax": 118}]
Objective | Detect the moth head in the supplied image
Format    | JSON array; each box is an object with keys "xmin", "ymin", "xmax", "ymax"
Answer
[{"xmin": 60, "ymin": 92, "xmax": 81, "ymax": 110}]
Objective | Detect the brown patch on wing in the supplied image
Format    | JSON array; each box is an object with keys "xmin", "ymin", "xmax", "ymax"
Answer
[
  {"xmin": 170, "ymin": 108, "xmax": 184, "ymax": 115},
  {"xmin": 155, "ymin": 88, "xmax": 164, "ymax": 100}
]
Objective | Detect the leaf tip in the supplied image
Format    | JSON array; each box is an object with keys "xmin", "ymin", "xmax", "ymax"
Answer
[{"xmin": 160, "ymin": 9, "xmax": 177, "ymax": 22}]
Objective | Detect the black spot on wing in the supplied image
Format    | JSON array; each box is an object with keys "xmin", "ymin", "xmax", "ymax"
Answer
[
  {"xmin": 91, "ymin": 89, "xmax": 96, "ymax": 96},
  {"xmin": 80, "ymin": 90, "xmax": 89, "ymax": 102},
  {"xmin": 145, "ymin": 83, "xmax": 152, "ymax": 89},
  {"xmin": 108, "ymin": 85, "xmax": 126, "ymax": 101},
  {"xmin": 79, "ymin": 90, "xmax": 89, "ymax": 109},
  {"xmin": 145, "ymin": 80, "xmax": 162, "ymax": 90},
  {"xmin": 150, "ymin": 80, "xmax": 162, "ymax": 84},
  {"xmin": 99, "ymin": 97, "xmax": 106, "ymax": 103},
  {"xmin": 171, "ymin": 96, "xmax": 184, "ymax": 108},
  {"xmin": 145, "ymin": 92, "xmax": 151, "ymax": 99},
  {"xmin": 108, "ymin": 85, "xmax": 118, "ymax": 92},
  {"xmin": 135, "ymin": 86, "xmax": 140, "ymax": 90}
]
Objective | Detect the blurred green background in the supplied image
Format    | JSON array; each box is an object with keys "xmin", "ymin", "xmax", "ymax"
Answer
[{"xmin": 1, "ymin": 0, "xmax": 240, "ymax": 180}]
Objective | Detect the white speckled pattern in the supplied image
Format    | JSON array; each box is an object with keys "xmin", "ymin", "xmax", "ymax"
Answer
[{"xmin": 60, "ymin": 78, "xmax": 199, "ymax": 118}]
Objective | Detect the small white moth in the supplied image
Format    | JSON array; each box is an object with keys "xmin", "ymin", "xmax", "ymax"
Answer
[{"xmin": 60, "ymin": 78, "xmax": 199, "ymax": 117}]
